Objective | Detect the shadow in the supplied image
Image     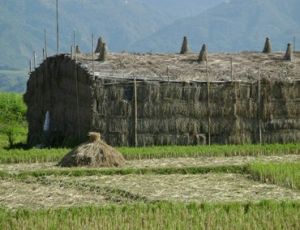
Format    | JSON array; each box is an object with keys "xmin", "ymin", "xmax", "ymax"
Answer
[{"xmin": 4, "ymin": 142, "xmax": 30, "ymax": 150}]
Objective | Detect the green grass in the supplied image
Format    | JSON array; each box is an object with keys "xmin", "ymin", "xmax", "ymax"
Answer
[
  {"xmin": 0, "ymin": 165, "xmax": 245, "ymax": 179},
  {"xmin": 0, "ymin": 143, "xmax": 299, "ymax": 164},
  {"xmin": 0, "ymin": 148, "xmax": 69, "ymax": 164},
  {"xmin": 0, "ymin": 201, "xmax": 299, "ymax": 230},
  {"xmin": 0, "ymin": 92, "xmax": 27, "ymax": 148},
  {"xmin": 248, "ymin": 162, "xmax": 300, "ymax": 190},
  {"xmin": 120, "ymin": 144, "xmax": 300, "ymax": 159}
]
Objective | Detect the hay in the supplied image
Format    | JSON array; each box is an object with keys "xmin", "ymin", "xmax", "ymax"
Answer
[
  {"xmin": 262, "ymin": 37, "xmax": 272, "ymax": 53},
  {"xmin": 180, "ymin": 36, "xmax": 189, "ymax": 54},
  {"xmin": 58, "ymin": 132, "xmax": 125, "ymax": 167},
  {"xmin": 75, "ymin": 45, "xmax": 81, "ymax": 54},
  {"xmin": 98, "ymin": 42, "xmax": 107, "ymax": 61},
  {"xmin": 284, "ymin": 43, "xmax": 293, "ymax": 61},
  {"xmin": 95, "ymin": 37, "xmax": 103, "ymax": 53},
  {"xmin": 198, "ymin": 44, "xmax": 208, "ymax": 63}
]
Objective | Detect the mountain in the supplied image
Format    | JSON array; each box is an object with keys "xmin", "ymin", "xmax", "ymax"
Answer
[
  {"xmin": 137, "ymin": 0, "xmax": 224, "ymax": 19},
  {"xmin": 131, "ymin": 0, "xmax": 300, "ymax": 53},
  {"xmin": 0, "ymin": 0, "xmax": 223, "ymax": 70},
  {"xmin": 0, "ymin": 0, "xmax": 171, "ymax": 69}
]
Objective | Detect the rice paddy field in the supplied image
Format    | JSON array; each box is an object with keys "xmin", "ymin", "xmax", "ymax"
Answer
[
  {"xmin": 0, "ymin": 144, "xmax": 300, "ymax": 229},
  {"xmin": 1, "ymin": 92, "xmax": 300, "ymax": 229}
]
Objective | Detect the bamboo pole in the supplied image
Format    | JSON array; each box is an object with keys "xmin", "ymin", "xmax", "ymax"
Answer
[
  {"xmin": 134, "ymin": 77, "xmax": 138, "ymax": 147},
  {"xmin": 44, "ymin": 29, "xmax": 48, "ymax": 59},
  {"xmin": 258, "ymin": 67, "xmax": 262, "ymax": 144},
  {"xmin": 206, "ymin": 60, "xmax": 211, "ymax": 145},
  {"xmin": 75, "ymin": 63, "xmax": 80, "ymax": 140},
  {"xmin": 29, "ymin": 59, "xmax": 32, "ymax": 73},
  {"xmin": 43, "ymin": 48, "xmax": 45, "ymax": 61},
  {"xmin": 92, "ymin": 33, "xmax": 94, "ymax": 77},
  {"xmin": 230, "ymin": 57, "xmax": 233, "ymax": 81},
  {"xmin": 33, "ymin": 51, "xmax": 36, "ymax": 69},
  {"xmin": 56, "ymin": 0, "xmax": 59, "ymax": 54}
]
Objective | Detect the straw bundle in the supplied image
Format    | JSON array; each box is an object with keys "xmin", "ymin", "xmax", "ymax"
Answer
[{"xmin": 59, "ymin": 132, "xmax": 125, "ymax": 167}]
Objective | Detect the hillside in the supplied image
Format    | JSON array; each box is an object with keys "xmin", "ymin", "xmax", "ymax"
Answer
[
  {"xmin": 0, "ymin": 0, "xmax": 170, "ymax": 69},
  {"xmin": 131, "ymin": 0, "xmax": 300, "ymax": 53},
  {"xmin": 0, "ymin": 0, "xmax": 222, "ymax": 70}
]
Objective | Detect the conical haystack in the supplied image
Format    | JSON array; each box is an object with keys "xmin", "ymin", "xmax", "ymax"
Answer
[
  {"xmin": 180, "ymin": 36, "xmax": 189, "ymax": 54},
  {"xmin": 95, "ymin": 37, "xmax": 103, "ymax": 53},
  {"xmin": 75, "ymin": 45, "xmax": 81, "ymax": 54},
  {"xmin": 58, "ymin": 132, "xmax": 125, "ymax": 167},
  {"xmin": 198, "ymin": 44, "xmax": 207, "ymax": 62},
  {"xmin": 284, "ymin": 43, "xmax": 293, "ymax": 61},
  {"xmin": 98, "ymin": 42, "xmax": 107, "ymax": 61},
  {"xmin": 262, "ymin": 37, "xmax": 272, "ymax": 53}
]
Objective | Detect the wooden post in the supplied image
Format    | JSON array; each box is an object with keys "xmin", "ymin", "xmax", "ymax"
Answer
[
  {"xmin": 33, "ymin": 51, "xmax": 36, "ymax": 69},
  {"xmin": 75, "ymin": 65, "xmax": 80, "ymax": 140},
  {"xmin": 44, "ymin": 29, "xmax": 48, "ymax": 59},
  {"xmin": 29, "ymin": 59, "xmax": 32, "ymax": 73},
  {"xmin": 230, "ymin": 57, "xmax": 233, "ymax": 81},
  {"xmin": 167, "ymin": 66, "xmax": 170, "ymax": 82},
  {"xmin": 134, "ymin": 77, "xmax": 138, "ymax": 147},
  {"xmin": 258, "ymin": 67, "xmax": 262, "ymax": 144},
  {"xmin": 92, "ymin": 33, "xmax": 94, "ymax": 77},
  {"xmin": 56, "ymin": 0, "xmax": 59, "ymax": 54},
  {"xmin": 73, "ymin": 31, "xmax": 76, "ymax": 49},
  {"xmin": 207, "ymin": 81, "xmax": 211, "ymax": 146},
  {"xmin": 43, "ymin": 48, "xmax": 45, "ymax": 61},
  {"xmin": 206, "ymin": 60, "xmax": 211, "ymax": 145}
]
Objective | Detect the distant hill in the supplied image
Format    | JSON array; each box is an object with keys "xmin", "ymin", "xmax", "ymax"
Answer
[
  {"xmin": 131, "ymin": 0, "xmax": 300, "ymax": 53},
  {"xmin": 137, "ymin": 0, "xmax": 223, "ymax": 19},
  {"xmin": 0, "ymin": 0, "xmax": 222, "ymax": 70},
  {"xmin": 0, "ymin": 0, "xmax": 171, "ymax": 69},
  {"xmin": 1, "ymin": 0, "xmax": 300, "ymax": 92}
]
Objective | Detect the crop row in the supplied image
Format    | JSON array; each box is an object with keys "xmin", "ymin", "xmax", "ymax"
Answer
[
  {"xmin": 1, "ymin": 201, "xmax": 299, "ymax": 229},
  {"xmin": 0, "ymin": 143, "xmax": 299, "ymax": 163}
]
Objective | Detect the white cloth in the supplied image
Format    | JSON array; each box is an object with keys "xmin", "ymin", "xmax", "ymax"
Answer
[{"xmin": 43, "ymin": 111, "xmax": 50, "ymax": 131}]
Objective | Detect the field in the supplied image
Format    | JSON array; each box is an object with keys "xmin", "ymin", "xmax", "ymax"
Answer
[{"xmin": 0, "ymin": 92, "xmax": 300, "ymax": 229}]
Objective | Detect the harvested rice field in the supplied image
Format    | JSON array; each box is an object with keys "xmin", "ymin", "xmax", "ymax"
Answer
[
  {"xmin": 1, "ymin": 147, "xmax": 300, "ymax": 229},
  {"xmin": 44, "ymin": 173, "xmax": 300, "ymax": 203},
  {"xmin": 1, "ymin": 154, "xmax": 300, "ymax": 174}
]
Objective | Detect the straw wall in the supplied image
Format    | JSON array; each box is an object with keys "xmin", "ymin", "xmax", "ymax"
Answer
[
  {"xmin": 24, "ymin": 55, "xmax": 93, "ymax": 146},
  {"xmin": 25, "ymin": 56, "xmax": 300, "ymax": 146},
  {"xmin": 91, "ymin": 78, "xmax": 300, "ymax": 146}
]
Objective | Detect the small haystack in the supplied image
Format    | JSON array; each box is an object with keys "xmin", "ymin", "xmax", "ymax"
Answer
[
  {"xmin": 98, "ymin": 42, "xmax": 107, "ymax": 61},
  {"xmin": 58, "ymin": 132, "xmax": 125, "ymax": 167},
  {"xmin": 284, "ymin": 43, "xmax": 293, "ymax": 61},
  {"xmin": 95, "ymin": 37, "xmax": 103, "ymax": 53},
  {"xmin": 180, "ymin": 36, "xmax": 189, "ymax": 54},
  {"xmin": 75, "ymin": 45, "xmax": 81, "ymax": 54},
  {"xmin": 198, "ymin": 44, "xmax": 208, "ymax": 62}
]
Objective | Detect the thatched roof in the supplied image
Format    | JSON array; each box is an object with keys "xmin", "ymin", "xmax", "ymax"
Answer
[{"xmin": 72, "ymin": 51, "xmax": 300, "ymax": 82}]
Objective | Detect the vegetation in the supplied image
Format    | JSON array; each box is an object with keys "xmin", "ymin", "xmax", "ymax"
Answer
[
  {"xmin": 0, "ymin": 165, "xmax": 245, "ymax": 179},
  {"xmin": 248, "ymin": 162, "xmax": 300, "ymax": 190},
  {"xmin": 0, "ymin": 93, "xmax": 27, "ymax": 148},
  {"xmin": 0, "ymin": 201, "xmax": 299, "ymax": 229},
  {"xmin": 0, "ymin": 143, "xmax": 299, "ymax": 164},
  {"xmin": 120, "ymin": 144, "xmax": 300, "ymax": 160},
  {"xmin": 0, "ymin": 93, "xmax": 300, "ymax": 229}
]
